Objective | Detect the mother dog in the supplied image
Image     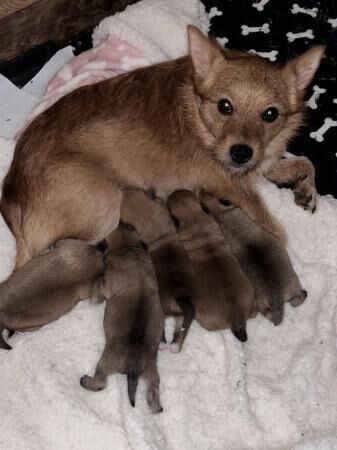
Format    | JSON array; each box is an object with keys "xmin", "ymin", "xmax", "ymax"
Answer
[{"xmin": 1, "ymin": 26, "xmax": 324, "ymax": 268}]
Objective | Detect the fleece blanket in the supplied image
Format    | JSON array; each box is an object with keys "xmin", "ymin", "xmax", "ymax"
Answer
[
  {"xmin": 1, "ymin": 0, "xmax": 337, "ymax": 449},
  {"xmin": 1, "ymin": 137, "xmax": 337, "ymax": 450}
]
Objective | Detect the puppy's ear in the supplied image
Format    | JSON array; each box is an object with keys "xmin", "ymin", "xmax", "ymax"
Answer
[
  {"xmin": 285, "ymin": 46, "xmax": 325, "ymax": 91},
  {"xmin": 188, "ymin": 25, "xmax": 222, "ymax": 79}
]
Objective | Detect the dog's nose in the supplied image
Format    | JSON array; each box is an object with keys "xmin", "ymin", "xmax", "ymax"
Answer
[{"xmin": 230, "ymin": 144, "xmax": 253, "ymax": 165}]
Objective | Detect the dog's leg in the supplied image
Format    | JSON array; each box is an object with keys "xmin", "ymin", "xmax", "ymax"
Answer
[
  {"xmin": 170, "ymin": 296, "xmax": 195, "ymax": 352},
  {"xmin": 80, "ymin": 359, "xmax": 108, "ymax": 392},
  {"xmin": 145, "ymin": 360, "xmax": 163, "ymax": 414},
  {"xmin": 263, "ymin": 157, "xmax": 317, "ymax": 213}
]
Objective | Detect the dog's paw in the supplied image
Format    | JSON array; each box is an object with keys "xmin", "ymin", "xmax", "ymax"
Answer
[{"xmin": 293, "ymin": 177, "xmax": 317, "ymax": 213}]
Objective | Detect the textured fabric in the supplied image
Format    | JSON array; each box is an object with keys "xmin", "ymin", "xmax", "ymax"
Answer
[{"xmin": 202, "ymin": 0, "xmax": 337, "ymax": 197}]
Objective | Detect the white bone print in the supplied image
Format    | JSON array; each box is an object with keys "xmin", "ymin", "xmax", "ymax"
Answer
[
  {"xmin": 241, "ymin": 23, "xmax": 270, "ymax": 35},
  {"xmin": 291, "ymin": 4, "xmax": 318, "ymax": 18},
  {"xmin": 287, "ymin": 29, "xmax": 314, "ymax": 42},
  {"xmin": 252, "ymin": 0, "xmax": 271, "ymax": 12},
  {"xmin": 217, "ymin": 37, "xmax": 229, "ymax": 47},
  {"xmin": 310, "ymin": 118, "xmax": 337, "ymax": 142},
  {"xmin": 306, "ymin": 85, "xmax": 327, "ymax": 110},
  {"xmin": 249, "ymin": 49, "xmax": 278, "ymax": 62},
  {"xmin": 208, "ymin": 7, "xmax": 222, "ymax": 20},
  {"xmin": 327, "ymin": 18, "xmax": 337, "ymax": 28}
]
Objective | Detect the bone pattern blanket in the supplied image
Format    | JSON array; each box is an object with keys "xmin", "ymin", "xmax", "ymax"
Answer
[{"xmin": 1, "ymin": 0, "xmax": 337, "ymax": 449}]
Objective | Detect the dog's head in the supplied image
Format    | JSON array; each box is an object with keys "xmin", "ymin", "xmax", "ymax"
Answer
[{"xmin": 187, "ymin": 26, "xmax": 325, "ymax": 174}]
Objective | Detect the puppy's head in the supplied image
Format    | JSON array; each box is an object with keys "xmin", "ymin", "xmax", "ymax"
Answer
[
  {"xmin": 187, "ymin": 26, "xmax": 325, "ymax": 174},
  {"xmin": 199, "ymin": 191, "xmax": 235, "ymax": 216},
  {"xmin": 121, "ymin": 188, "xmax": 174, "ymax": 237},
  {"xmin": 166, "ymin": 190, "xmax": 205, "ymax": 228},
  {"xmin": 106, "ymin": 222, "xmax": 142, "ymax": 251}
]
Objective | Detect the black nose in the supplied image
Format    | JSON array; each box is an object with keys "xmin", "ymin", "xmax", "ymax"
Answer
[{"xmin": 230, "ymin": 145, "xmax": 253, "ymax": 165}]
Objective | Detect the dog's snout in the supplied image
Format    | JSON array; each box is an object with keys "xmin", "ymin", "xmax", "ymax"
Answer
[{"xmin": 230, "ymin": 145, "xmax": 253, "ymax": 165}]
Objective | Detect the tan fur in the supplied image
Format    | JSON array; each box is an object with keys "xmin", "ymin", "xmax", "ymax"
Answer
[
  {"xmin": 80, "ymin": 223, "xmax": 164, "ymax": 413},
  {"xmin": 121, "ymin": 188, "xmax": 195, "ymax": 352},
  {"xmin": 199, "ymin": 192, "xmax": 307, "ymax": 325},
  {"xmin": 0, "ymin": 26, "xmax": 325, "ymax": 268},
  {"xmin": 0, "ymin": 239, "xmax": 105, "ymax": 349},
  {"xmin": 166, "ymin": 190, "xmax": 255, "ymax": 341}
]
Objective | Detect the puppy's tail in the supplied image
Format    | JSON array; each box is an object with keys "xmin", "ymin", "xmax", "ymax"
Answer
[
  {"xmin": 175, "ymin": 295, "xmax": 195, "ymax": 331},
  {"xmin": 0, "ymin": 328, "xmax": 12, "ymax": 350},
  {"xmin": 127, "ymin": 371, "xmax": 139, "ymax": 407},
  {"xmin": 231, "ymin": 322, "xmax": 248, "ymax": 343}
]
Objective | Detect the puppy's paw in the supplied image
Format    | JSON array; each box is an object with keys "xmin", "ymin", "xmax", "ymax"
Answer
[{"xmin": 294, "ymin": 178, "xmax": 317, "ymax": 213}]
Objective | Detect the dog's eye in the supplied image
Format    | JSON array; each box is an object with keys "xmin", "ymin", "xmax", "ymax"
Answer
[
  {"xmin": 217, "ymin": 99, "xmax": 233, "ymax": 115},
  {"xmin": 262, "ymin": 107, "xmax": 279, "ymax": 123}
]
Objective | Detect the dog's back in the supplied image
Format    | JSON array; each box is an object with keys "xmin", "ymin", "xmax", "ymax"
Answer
[
  {"xmin": 87, "ymin": 224, "xmax": 164, "ymax": 412},
  {"xmin": 167, "ymin": 190, "xmax": 255, "ymax": 341},
  {"xmin": 0, "ymin": 239, "xmax": 105, "ymax": 349},
  {"xmin": 200, "ymin": 193, "xmax": 307, "ymax": 325}
]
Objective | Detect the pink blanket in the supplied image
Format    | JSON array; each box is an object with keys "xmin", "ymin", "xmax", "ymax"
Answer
[{"xmin": 28, "ymin": 37, "xmax": 150, "ymax": 123}]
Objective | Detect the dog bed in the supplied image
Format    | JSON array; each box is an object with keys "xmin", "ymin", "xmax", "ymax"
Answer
[{"xmin": 1, "ymin": 1, "xmax": 337, "ymax": 449}]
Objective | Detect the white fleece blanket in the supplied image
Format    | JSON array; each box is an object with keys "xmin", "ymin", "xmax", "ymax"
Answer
[{"xmin": 1, "ymin": 1, "xmax": 337, "ymax": 449}]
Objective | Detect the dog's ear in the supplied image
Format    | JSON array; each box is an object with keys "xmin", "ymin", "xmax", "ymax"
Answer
[
  {"xmin": 285, "ymin": 46, "xmax": 325, "ymax": 91},
  {"xmin": 187, "ymin": 25, "xmax": 222, "ymax": 79}
]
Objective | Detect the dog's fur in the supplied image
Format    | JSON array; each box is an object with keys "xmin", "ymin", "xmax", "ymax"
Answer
[
  {"xmin": 0, "ymin": 239, "xmax": 105, "ymax": 349},
  {"xmin": 167, "ymin": 190, "xmax": 255, "ymax": 341},
  {"xmin": 0, "ymin": 26, "xmax": 325, "ymax": 269},
  {"xmin": 200, "ymin": 192, "xmax": 307, "ymax": 325},
  {"xmin": 80, "ymin": 223, "xmax": 164, "ymax": 413},
  {"xmin": 121, "ymin": 188, "xmax": 195, "ymax": 352}
]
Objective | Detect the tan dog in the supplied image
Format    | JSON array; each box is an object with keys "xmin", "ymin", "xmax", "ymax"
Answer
[
  {"xmin": 0, "ymin": 239, "xmax": 105, "ymax": 349},
  {"xmin": 166, "ymin": 190, "xmax": 255, "ymax": 341},
  {"xmin": 1, "ymin": 26, "xmax": 324, "ymax": 269},
  {"xmin": 80, "ymin": 223, "xmax": 164, "ymax": 413},
  {"xmin": 121, "ymin": 188, "xmax": 195, "ymax": 352},
  {"xmin": 200, "ymin": 192, "xmax": 307, "ymax": 324}
]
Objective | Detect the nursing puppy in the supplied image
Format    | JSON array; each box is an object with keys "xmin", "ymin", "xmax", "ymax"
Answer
[
  {"xmin": 200, "ymin": 192, "xmax": 307, "ymax": 325},
  {"xmin": 80, "ymin": 223, "xmax": 164, "ymax": 413},
  {"xmin": 0, "ymin": 239, "xmax": 105, "ymax": 349},
  {"xmin": 121, "ymin": 188, "xmax": 195, "ymax": 352},
  {"xmin": 166, "ymin": 190, "xmax": 255, "ymax": 342},
  {"xmin": 1, "ymin": 26, "xmax": 324, "ymax": 269}
]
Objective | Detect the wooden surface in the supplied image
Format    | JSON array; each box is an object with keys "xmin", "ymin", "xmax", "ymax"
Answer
[
  {"xmin": 0, "ymin": 0, "xmax": 38, "ymax": 18},
  {"xmin": 0, "ymin": 0, "xmax": 139, "ymax": 63}
]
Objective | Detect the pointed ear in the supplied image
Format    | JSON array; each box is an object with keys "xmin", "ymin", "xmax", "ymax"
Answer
[
  {"xmin": 285, "ymin": 46, "xmax": 325, "ymax": 91},
  {"xmin": 187, "ymin": 25, "xmax": 223, "ymax": 79}
]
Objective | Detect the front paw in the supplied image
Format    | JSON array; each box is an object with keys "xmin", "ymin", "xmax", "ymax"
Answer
[{"xmin": 294, "ymin": 179, "xmax": 317, "ymax": 213}]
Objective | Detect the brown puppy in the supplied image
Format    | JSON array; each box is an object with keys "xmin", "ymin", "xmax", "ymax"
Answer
[
  {"xmin": 1, "ymin": 26, "xmax": 324, "ymax": 269},
  {"xmin": 0, "ymin": 239, "xmax": 105, "ymax": 349},
  {"xmin": 80, "ymin": 223, "xmax": 164, "ymax": 413},
  {"xmin": 166, "ymin": 190, "xmax": 255, "ymax": 342},
  {"xmin": 121, "ymin": 188, "xmax": 195, "ymax": 352},
  {"xmin": 200, "ymin": 192, "xmax": 307, "ymax": 325}
]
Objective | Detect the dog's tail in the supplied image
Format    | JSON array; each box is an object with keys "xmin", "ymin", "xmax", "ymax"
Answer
[
  {"xmin": 175, "ymin": 294, "xmax": 195, "ymax": 331},
  {"xmin": 127, "ymin": 371, "xmax": 139, "ymax": 407},
  {"xmin": 0, "ymin": 328, "xmax": 12, "ymax": 350}
]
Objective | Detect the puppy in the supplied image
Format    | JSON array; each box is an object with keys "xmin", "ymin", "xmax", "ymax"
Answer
[
  {"xmin": 1, "ymin": 26, "xmax": 325, "ymax": 269},
  {"xmin": 121, "ymin": 188, "xmax": 195, "ymax": 352},
  {"xmin": 166, "ymin": 190, "xmax": 255, "ymax": 342},
  {"xmin": 0, "ymin": 239, "xmax": 105, "ymax": 349},
  {"xmin": 80, "ymin": 223, "xmax": 164, "ymax": 413},
  {"xmin": 200, "ymin": 192, "xmax": 307, "ymax": 325}
]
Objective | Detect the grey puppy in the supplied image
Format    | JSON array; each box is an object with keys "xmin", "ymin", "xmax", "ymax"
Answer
[
  {"xmin": 166, "ymin": 190, "xmax": 255, "ymax": 342},
  {"xmin": 0, "ymin": 239, "xmax": 105, "ymax": 349},
  {"xmin": 121, "ymin": 188, "xmax": 195, "ymax": 353},
  {"xmin": 80, "ymin": 223, "xmax": 164, "ymax": 413},
  {"xmin": 200, "ymin": 192, "xmax": 307, "ymax": 325}
]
